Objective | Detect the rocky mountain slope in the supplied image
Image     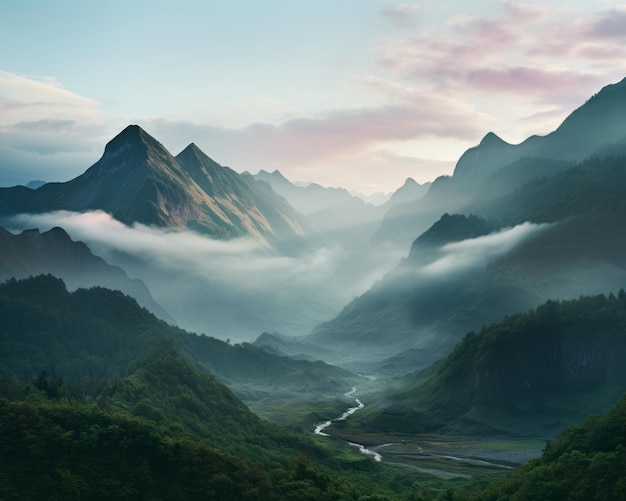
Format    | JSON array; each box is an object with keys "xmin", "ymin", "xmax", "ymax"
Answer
[{"xmin": 0, "ymin": 125, "xmax": 309, "ymax": 249}]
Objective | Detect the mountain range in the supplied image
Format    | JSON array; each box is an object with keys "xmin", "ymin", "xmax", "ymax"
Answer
[
  {"xmin": 0, "ymin": 274, "xmax": 356, "ymax": 405},
  {"xmin": 254, "ymin": 169, "xmax": 429, "ymax": 234},
  {"xmin": 376, "ymin": 76, "xmax": 626, "ymax": 246},
  {"xmin": 349, "ymin": 292, "xmax": 626, "ymax": 438},
  {"xmin": 2, "ymin": 76, "xmax": 626, "ymax": 497},
  {"xmin": 0, "ymin": 225, "xmax": 173, "ymax": 323},
  {"xmin": 297, "ymin": 77, "xmax": 626, "ymax": 374},
  {"xmin": 0, "ymin": 125, "xmax": 309, "ymax": 250},
  {"xmin": 0, "ymin": 274, "xmax": 422, "ymax": 498}
]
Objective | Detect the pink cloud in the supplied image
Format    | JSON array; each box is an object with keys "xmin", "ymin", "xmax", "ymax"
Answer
[
  {"xmin": 142, "ymin": 94, "xmax": 486, "ymax": 172},
  {"xmin": 466, "ymin": 67, "xmax": 603, "ymax": 102},
  {"xmin": 500, "ymin": 2, "xmax": 550, "ymax": 23},
  {"xmin": 584, "ymin": 8, "xmax": 626, "ymax": 40},
  {"xmin": 459, "ymin": 17, "xmax": 519, "ymax": 46},
  {"xmin": 376, "ymin": 3, "xmax": 626, "ymax": 108}
]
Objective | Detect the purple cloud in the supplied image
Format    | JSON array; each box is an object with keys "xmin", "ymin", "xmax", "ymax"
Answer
[
  {"xmin": 141, "ymin": 94, "xmax": 487, "ymax": 174},
  {"xmin": 585, "ymin": 8, "xmax": 626, "ymax": 40},
  {"xmin": 376, "ymin": 3, "xmax": 626, "ymax": 107},
  {"xmin": 466, "ymin": 67, "xmax": 604, "ymax": 103}
]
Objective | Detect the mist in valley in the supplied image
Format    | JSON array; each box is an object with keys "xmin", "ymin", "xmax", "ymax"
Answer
[{"xmin": 4, "ymin": 210, "xmax": 406, "ymax": 342}]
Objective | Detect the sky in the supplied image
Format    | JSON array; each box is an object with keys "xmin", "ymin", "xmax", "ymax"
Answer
[{"xmin": 1, "ymin": 0, "xmax": 626, "ymax": 194}]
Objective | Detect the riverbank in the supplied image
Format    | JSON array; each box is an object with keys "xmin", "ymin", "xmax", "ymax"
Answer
[{"xmin": 326, "ymin": 430, "xmax": 543, "ymax": 478}]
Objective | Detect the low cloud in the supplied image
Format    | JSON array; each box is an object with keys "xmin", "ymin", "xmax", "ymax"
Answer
[
  {"xmin": 421, "ymin": 222, "xmax": 551, "ymax": 277},
  {"xmin": 5, "ymin": 211, "xmax": 405, "ymax": 340}
]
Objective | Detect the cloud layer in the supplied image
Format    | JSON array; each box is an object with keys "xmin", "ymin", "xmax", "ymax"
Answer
[
  {"xmin": 422, "ymin": 222, "xmax": 551, "ymax": 277},
  {"xmin": 5, "ymin": 211, "xmax": 405, "ymax": 340}
]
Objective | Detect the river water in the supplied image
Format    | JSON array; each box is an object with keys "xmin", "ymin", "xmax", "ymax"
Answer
[
  {"xmin": 313, "ymin": 382, "xmax": 519, "ymax": 474},
  {"xmin": 313, "ymin": 386, "xmax": 382, "ymax": 462}
]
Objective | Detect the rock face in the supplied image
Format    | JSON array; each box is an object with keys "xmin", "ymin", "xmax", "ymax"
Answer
[
  {"xmin": 0, "ymin": 225, "xmax": 173, "ymax": 324},
  {"xmin": 176, "ymin": 145, "xmax": 308, "ymax": 246},
  {"xmin": 0, "ymin": 125, "xmax": 309, "ymax": 248},
  {"xmin": 444, "ymin": 294, "xmax": 626, "ymax": 417}
]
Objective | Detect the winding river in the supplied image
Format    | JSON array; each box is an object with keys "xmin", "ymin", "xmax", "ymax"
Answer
[
  {"xmin": 314, "ymin": 381, "xmax": 518, "ymax": 475},
  {"xmin": 314, "ymin": 386, "xmax": 382, "ymax": 462}
]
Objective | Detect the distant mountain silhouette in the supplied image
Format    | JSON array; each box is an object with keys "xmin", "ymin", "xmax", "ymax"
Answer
[
  {"xmin": 253, "ymin": 169, "xmax": 378, "ymax": 232},
  {"xmin": 377, "ymin": 77, "xmax": 626, "ymax": 245},
  {"xmin": 308, "ymin": 78, "xmax": 626, "ymax": 371},
  {"xmin": 253, "ymin": 170, "xmax": 428, "ymax": 235},
  {"xmin": 309, "ymin": 155, "xmax": 626, "ymax": 370},
  {"xmin": 383, "ymin": 177, "xmax": 430, "ymax": 208},
  {"xmin": 454, "ymin": 77, "xmax": 626, "ymax": 183},
  {"xmin": 0, "ymin": 225, "xmax": 173, "ymax": 323},
  {"xmin": 0, "ymin": 125, "xmax": 309, "ymax": 248},
  {"xmin": 25, "ymin": 180, "xmax": 46, "ymax": 189}
]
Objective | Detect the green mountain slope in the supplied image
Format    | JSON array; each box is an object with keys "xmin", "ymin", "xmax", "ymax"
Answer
[
  {"xmin": 359, "ymin": 292, "xmax": 626, "ymax": 438},
  {"xmin": 0, "ymin": 275, "xmax": 422, "ymax": 500},
  {"xmin": 0, "ymin": 349, "xmax": 380, "ymax": 500},
  {"xmin": 450, "ymin": 394, "xmax": 626, "ymax": 501},
  {"xmin": 308, "ymin": 152, "xmax": 626, "ymax": 371},
  {"xmin": 0, "ymin": 275, "xmax": 355, "ymax": 405},
  {"xmin": 0, "ymin": 225, "xmax": 173, "ymax": 323},
  {"xmin": 376, "ymin": 77, "xmax": 626, "ymax": 245},
  {"xmin": 0, "ymin": 397, "xmax": 279, "ymax": 500}
]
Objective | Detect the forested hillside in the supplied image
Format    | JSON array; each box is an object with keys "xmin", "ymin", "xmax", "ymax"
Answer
[
  {"xmin": 0, "ymin": 275, "xmax": 421, "ymax": 500},
  {"xmin": 444, "ymin": 394, "xmax": 626, "ymax": 500},
  {"xmin": 357, "ymin": 292, "xmax": 626, "ymax": 437}
]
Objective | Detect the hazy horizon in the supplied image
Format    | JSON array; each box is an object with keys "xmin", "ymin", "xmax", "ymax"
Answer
[{"xmin": 2, "ymin": 1, "xmax": 626, "ymax": 194}]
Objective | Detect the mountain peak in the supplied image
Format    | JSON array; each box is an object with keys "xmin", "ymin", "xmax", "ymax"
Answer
[
  {"xmin": 102, "ymin": 125, "xmax": 167, "ymax": 159},
  {"xmin": 175, "ymin": 142, "xmax": 222, "ymax": 172},
  {"xmin": 179, "ymin": 142, "xmax": 203, "ymax": 155},
  {"xmin": 479, "ymin": 131, "xmax": 506, "ymax": 146},
  {"xmin": 269, "ymin": 169, "xmax": 289, "ymax": 181},
  {"xmin": 83, "ymin": 124, "xmax": 177, "ymax": 183}
]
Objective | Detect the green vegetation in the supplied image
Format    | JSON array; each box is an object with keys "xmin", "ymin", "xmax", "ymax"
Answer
[
  {"xmin": 357, "ymin": 292, "xmax": 626, "ymax": 438},
  {"xmin": 3, "ymin": 276, "xmax": 626, "ymax": 499},
  {"xmin": 445, "ymin": 394, "xmax": 626, "ymax": 500},
  {"xmin": 0, "ymin": 275, "xmax": 425, "ymax": 499},
  {"xmin": 0, "ymin": 273, "xmax": 356, "ymax": 403},
  {"xmin": 480, "ymin": 154, "xmax": 626, "ymax": 226}
]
